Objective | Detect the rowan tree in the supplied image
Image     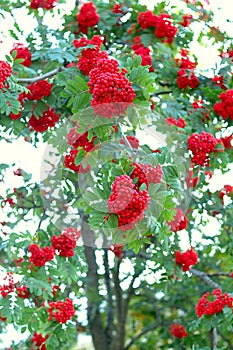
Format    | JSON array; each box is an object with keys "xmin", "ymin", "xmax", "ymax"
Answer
[{"xmin": 0, "ymin": 0, "xmax": 233, "ymax": 349}]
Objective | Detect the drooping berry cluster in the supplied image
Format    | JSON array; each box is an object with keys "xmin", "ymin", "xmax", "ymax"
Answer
[
  {"xmin": 175, "ymin": 247, "xmax": 198, "ymax": 271},
  {"xmin": 77, "ymin": 2, "xmax": 99, "ymax": 34},
  {"xmin": 130, "ymin": 162, "xmax": 163, "ymax": 190},
  {"xmin": 154, "ymin": 14, "xmax": 178, "ymax": 44},
  {"xmin": 10, "ymin": 43, "xmax": 32, "ymax": 67},
  {"xmin": 169, "ymin": 323, "xmax": 188, "ymax": 338},
  {"xmin": 29, "ymin": 244, "xmax": 55, "ymax": 267},
  {"xmin": 188, "ymin": 131, "xmax": 218, "ymax": 166},
  {"xmin": 20, "ymin": 80, "xmax": 52, "ymax": 101},
  {"xmin": 175, "ymin": 49, "xmax": 197, "ymax": 69},
  {"xmin": 131, "ymin": 36, "xmax": 154, "ymax": 72},
  {"xmin": 28, "ymin": 107, "xmax": 60, "ymax": 132},
  {"xmin": 51, "ymin": 228, "xmax": 80, "ymax": 257},
  {"xmin": 73, "ymin": 35, "xmax": 107, "ymax": 76},
  {"xmin": 167, "ymin": 208, "xmax": 188, "ymax": 232},
  {"xmin": 195, "ymin": 289, "xmax": 233, "ymax": 318},
  {"xmin": 166, "ymin": 117, "xmax": 186, "ymax": 128},
  {"xmin": 88, "ymin": 56, "xmax": 136, "ymax": 118},
  {"xmin": 47, "ymin": 298, "xmax": 75, "ymax": 323},
  {"xmin": 176, "ymin": 49, "xmax": 199, "ymax": 89},
  {"xmin": 0, "ymin": 61, "xmax": 12, "ymax": 89},
  {"xmin": 108, "ymin": 175, "xmax": 150, "ymax": 231},
  {"xmin": 120, "ymin": 135, "xmax": 139, "ymax": 149},
  {"xmin": 213, "ymin": 89, "xmax": 233, "ymax": 121},
  {"xmin": 16, "ymin": 285, "xmax": 30, "ymax": 299},
  {"xmin": 137, "ymin": 11, "xmax": 177, "ymax": 44},
  {"xmin": 0, "ymin": 272, "xmax": 15, "ymax": 297},
  {"xmin": 30, "ymin": 0, "xmax": 57, "ymax": 9},
  {"xmin": 31, "ymin": 332, "xmax": 48, "ymax": 350},
  {"xmin": 177, "ymin": 69, "xmax": 199, "ymax": 89}
]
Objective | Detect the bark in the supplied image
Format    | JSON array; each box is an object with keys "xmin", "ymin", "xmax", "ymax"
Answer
[{"xmin": 82, "ymin": 222, "xmax": 108, "ymax": 350}]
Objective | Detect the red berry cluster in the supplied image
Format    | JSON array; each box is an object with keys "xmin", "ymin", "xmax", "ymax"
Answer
[
  {"xmin": 112, "ymin": 3, "xmax": 125, "ymax": 14},
  {"xmin": 177, "ymin": 68, "xmax": 199, "ymax": 89},
  {"xmin": 10, "ymin": 43, "xmax": 32, "ymax": 67},
  {"xmin": 130, "ymin": 162, "xmax": 163, "ymax": 190},
  {"xmin": 179, "ymin": 14, "xmax": 193, "ymax": 27},
  {"xmin": 28, "ymin": 107, "xmax": 60, "ymax": 132},
  {"xmin": 1, "ymin": 197, "xmax": 15, "ymax": 208},
  {"xmin": 51, "ymin": 231, "xmax": 79, "ymax": 257},
  {"xmin": 192, "ymin": 99, "xmax": 204, "ymax": 109},
  {"xmin": 175, "ymin": 247, "xmax": 198, "ymax": 271},
  {"xmin": 120, "ymin": 135, "xmax": 139, "ymax": 149},
  {"xmin": 213, "ymin": 89, "xmax": 233, "ymax": 121},
  {"xmin": 195, "ymin": 289, "xmax": 233, "ymax": 318},
  {"xmin": 29, "ymin": 244, "xmax": 55, "ymax": 267},
  {"xmin": 12, "ymin": 80, "xmax": 53, "ymax": 121},
  {"xmin": 77, "ymin": 2, "xmax": 99, "ymax": 34},
  {"xmin": 108, "ymin": 175, "xmax": 150, "ymax": 231},
  {"xmin": 188, "ymin": 131, "xmax": 218, "ymax": 166},
  {"xmin": 155, "ymin": 14, "xmax": 178, "ymax": 44},
  {"xmin": 131, "ymin": 36, "xmax": 154, "ymax": 72},
  {"xmin": 31, "ymin": 332, "xmax": 48, "ymax": 350},
  {"xmin": 20, "ymin": 80, "xmax": 52, "ymax": 101},
  {"xmin": 30, "ymin": 0, "xmax": 57, "ymax": 9},
  {"xmin": 73, "ymin": 35, "xmax": 107, "ymax": 76},
  {"xmin": 88, "ymin": 56, "xmax": 136, "ymax": 118},
  {"xmin": 64, "ymin": 124, "xmax": 96, "ymax": 173},
  {"xmin": 47, "ymin": 298, "xmax": 75, "ymax": 323},
  {"xmin": 167, "ymin": 208, "xmax": 188, "ymax": 232},
  {"xmin": 137, "ymin": 11, "xmax": 177, "ymax": 44},
  {"xmin": 0, "ymin": 272, "xmax": 15, "ymax": 297},
  {"xmin": 66, "ymin": 125, "xmax": 97, "ymax": 151},
  {"xmin": 169, "ymin": 323, "xmax": 188, "ymax": 338},
  {"xmin": 220, "ymin": 135, "xmax": 233, "ymax": 149},
  {"xmin": 176, "ymin": 49, "xmax": 199, "ymax": 89},
  {"xmin": 176, "ymin": 49, "xmax": 197, "ymax": 69},
  {"xmin": 108, "ymin": 244, "xmax": 124, "ymax": 258},
  {"xmin": 16, "ymin": 285, "xmax": 30, "ymax": 299},
  {"xmin": 211, "ymin": 75, "xmax": 227, "ymax": 90},
  {"xmin": 0, "ymin": 60, "xmax": 12, "ymax": 89},
  {"xmin": 62, "ymin": 227, "xmax": 81, "ymax": 241},
  {"xmin": 137, "ymin": 10, "xmax": 157, "ymax": 28},
  {"xmin": 166, "ymin": 117, "xmax": 186, "ymax": 128},
  {"xmin": 218, "ymin": 185, "xmax": 233, "ymax": 199},
  {"xmin": 64, "ymin": 149, "xmax": 91, "ymax": 173}
]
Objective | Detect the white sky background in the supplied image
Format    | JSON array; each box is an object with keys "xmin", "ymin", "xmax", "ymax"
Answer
[{"xmin": 0, "ymin": 0, "xmax": 233, "ymax": 348}]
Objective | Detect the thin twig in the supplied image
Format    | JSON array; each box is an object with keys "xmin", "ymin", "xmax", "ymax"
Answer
[
  {"xmin": 151, "ymin": 90, "xmax": 173, "ymax": 96},
  {"xmin": 17, "ymin": 67, "xmax": 65, "ymax": 83},
  {"xmin": 124, "ymin": 323, "xmax": 158, "ymax": 350},
  {"xmin": 191, "ymin": 268, "xmax": 221, "ymax": 289}
]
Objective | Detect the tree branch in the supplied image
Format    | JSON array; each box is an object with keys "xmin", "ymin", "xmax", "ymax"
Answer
[
  {"xmin": 124, "ymin": 323, "xmax": 158, "ymax": 350},
  {"xmin": 17, "ymin": 67, "xmax": 65, "ymax": 83},
  {"xmin": 82, "ymin": 218, "xmax": 108, "ymax": 350},
  {"xmin": 191, "ymin": 268, "xmax": 221, "ymax": 289},
  {"xmin": 103, "ymin": 248, "xmax": 114, "ymax": 347},
  {"xmin": 151, "ymin": 90, "xmax": 173, "ymax": 97}
]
